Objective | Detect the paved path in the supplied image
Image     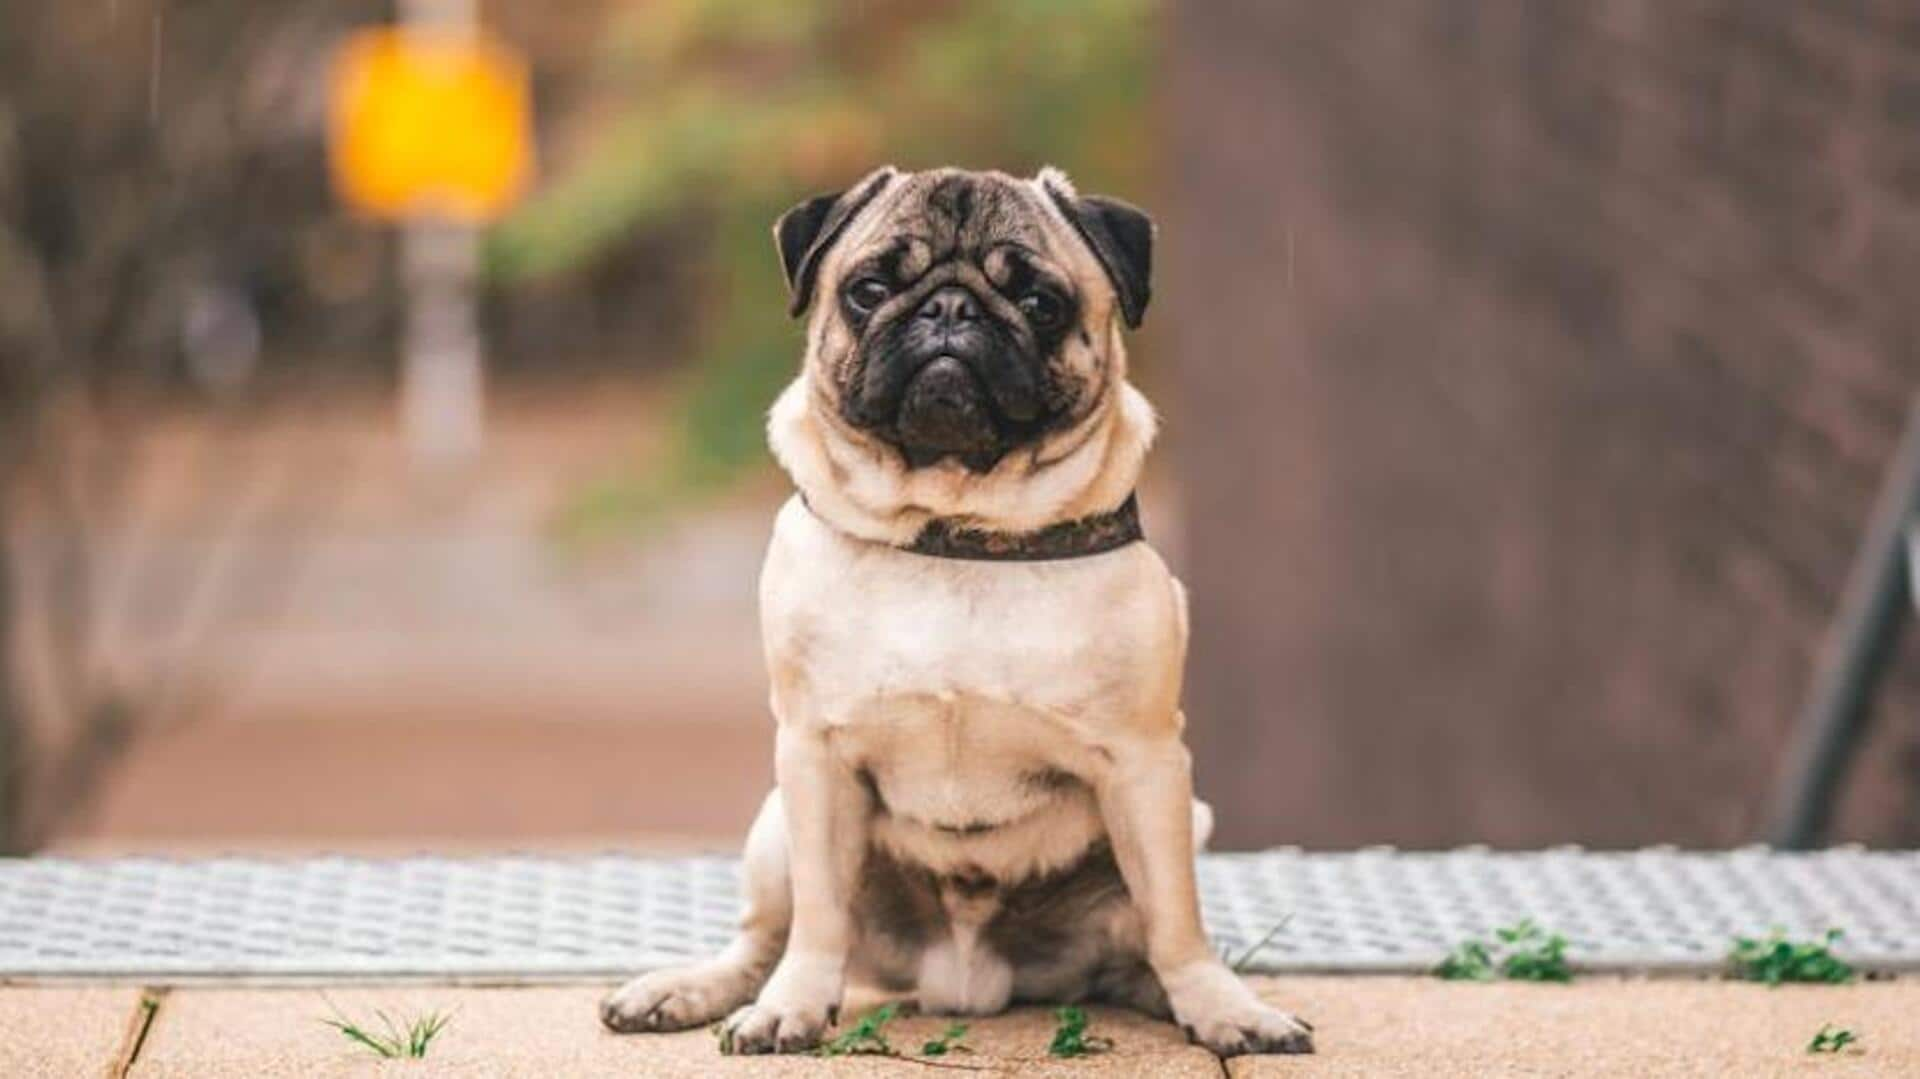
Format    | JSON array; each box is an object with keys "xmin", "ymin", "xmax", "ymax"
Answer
[
  {"xmin": 4, "ymin": 978, "xmax": 1915, "ymax": 1077},
  {"xmin": 34, "ymin": 381, "xmax": 778, "ymax": 851}
]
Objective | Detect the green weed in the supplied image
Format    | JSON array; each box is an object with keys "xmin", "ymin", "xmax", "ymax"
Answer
[
  {"xmin": 1729, "ymin": 929, "xmax": 1855, "ymax": 985},
  {"xmin": 921, "ymin": 1021, "xmax": 971, "ymax": 1056},
  {"xmin": 319, "ymin": 1000, "xmax": 452, "ymax": 1059},
  {"xmin": 816, "ymin": 1003, "xmax": 900, "ymax": 1057},
  {"xmin": 1436, "ymin": 919, "xmax": 1572, "ymax": 983},
  {"xmin": 1048, "ymin": 1005, "xmax": 1114, "ymax": 1058},
  {"xmin": 1807, "ymin": 1023, "xmax": 1859, "ymax": 1054}
]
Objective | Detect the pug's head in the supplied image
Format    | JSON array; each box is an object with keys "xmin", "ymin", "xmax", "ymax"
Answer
[{"xmin": 774, "ymin": 166, "xmax": 1152, "ymax": 472}]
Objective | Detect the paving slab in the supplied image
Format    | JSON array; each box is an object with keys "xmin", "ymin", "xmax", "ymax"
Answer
[
  {"xmin": 1232, "ymin": 976, "xmax": 1920, "ymax": 1078},
  {"xmin": 130, "ymin": 985, "xmax": 1221, "ymax": 1077},
  {"xmin": 105, "ymin": 976, "xmax": 1920, "ymax": 1076},
  {"xmin": 0, "ymin": 986, "xmax": 152, "ymax": 1078}
]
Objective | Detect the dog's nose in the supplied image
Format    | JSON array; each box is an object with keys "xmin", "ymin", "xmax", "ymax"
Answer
[{"xmin": 915, "ymin": 286, "xmax": 980, "ymax": 328}]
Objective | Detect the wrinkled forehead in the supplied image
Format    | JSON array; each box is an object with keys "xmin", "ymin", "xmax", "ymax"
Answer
[
  {"xmin": 830, "ymin": 170, "xmax": 1087, "ymax": 280},
  {"xmin": 876, "ymin": 171, "xmax": 1048, "ymax": 251}
]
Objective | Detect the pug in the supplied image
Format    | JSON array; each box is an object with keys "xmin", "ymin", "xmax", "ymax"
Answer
[{"xmin": 601, "ymin": 166, "xmax": 1313, "ymax": 1058}]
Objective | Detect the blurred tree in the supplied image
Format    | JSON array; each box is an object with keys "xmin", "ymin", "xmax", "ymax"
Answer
[
  {"xmin": 0, "ymin": 111, "xmax": 43, "ymax": 841},
  {"xmin": 484, "ymin": 0, "xmax": 1156, "ymax": 543},
  {"xmin": 0, "ymin": 0, "xmax": 384, "ymax": 849}
]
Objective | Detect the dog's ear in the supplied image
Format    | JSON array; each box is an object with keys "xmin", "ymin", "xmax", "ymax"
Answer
[
  {"xmin": 774, "ymin": 166, "xmax": 898, "ymax": 318},
  {"xmin": 1039, "ymin": 167, "xmax": 1153, "ymax": 329}
]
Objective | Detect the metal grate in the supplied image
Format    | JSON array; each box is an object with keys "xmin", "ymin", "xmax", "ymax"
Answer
[{"xmin": 0, "ymin": 849, "xmax": 1915, "ymax": 981}]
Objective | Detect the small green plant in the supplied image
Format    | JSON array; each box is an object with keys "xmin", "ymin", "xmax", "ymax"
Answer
[
  {"xmin": 1729, "ymin": 929, "xmax": 1855, "ymax": 985},
  {"xmin": 319, "ymin": 1000, "xmax": 453, "ymax": 1059},
  {"xmin": 1048, "ymin": 1005, "xmax": 1114, "ymax": 1058},
  {"xmin": 1436, "ymin": 919, "xmax": 1572, "ymax": 982},
  {"xmin": 716, "ymin": 1004, "xmax": 987, "ymax": 1067},
  {"xmin": 1807, "ymin": 1023, "xmax": 1860, "ymax": 1054},
  {"xmin": 1222, "ymin": 915, "xmax": 1296, "ymax": 973},
  {"xmin": 816, "ymin": 1003, "xmax": 900, "ymax": 1057},
  {"xmin": 1496, "ymin": 921, "xmax": 1572, "ymax": 982},
  {"xmin": 1436, "ymin": 938, "xmax": 1497, "ymax": 981},
  {"xmin": 921, "ymin": 1021, "xmax": 971, "ymax": 1056}
]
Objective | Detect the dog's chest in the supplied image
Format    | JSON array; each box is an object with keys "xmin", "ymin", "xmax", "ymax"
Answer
[
  {"xmin": 759, "ymin": 498, "xmax": 1182, "ymax": 861},
  {"xmin": 760, "ymin": 499, "xmax": 1178, "ymax": 737}
]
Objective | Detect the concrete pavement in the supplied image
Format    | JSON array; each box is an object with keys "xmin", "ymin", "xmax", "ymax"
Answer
[{"xmin": 7, "ymin": 977, "xmax": 1917, "ymax": 1077}]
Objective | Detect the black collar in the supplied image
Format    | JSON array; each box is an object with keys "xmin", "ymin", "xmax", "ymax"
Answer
[
  {"xmin": 803, "ymin": 493, "xmax": 1144, "ymax": 562},
  {"xmin": 909, "ymin": 494, "xmax": 1143, "ymax": 561}
]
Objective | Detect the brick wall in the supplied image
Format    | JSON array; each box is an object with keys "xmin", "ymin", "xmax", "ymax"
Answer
[{"xmin": 1166, "ymin": 1, "xmax": 1920, "ymax": 848}]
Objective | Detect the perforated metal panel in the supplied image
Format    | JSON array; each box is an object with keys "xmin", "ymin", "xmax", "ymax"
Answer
[
  {"xmin": 0, "ymin": 849, "xmax": 1914, "ymax": 981},
  {"xmin": 1197, "ymin": 848, "xmax": 1920, "ymax": 974}
]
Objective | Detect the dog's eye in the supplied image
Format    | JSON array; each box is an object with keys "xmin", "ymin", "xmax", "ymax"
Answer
[
  {"xmin": 1018, "ymin": 290, "xmax": 1064, "ymax": 329},
  {"xmin": 845, "ymin": 278, "xmax": 892, "ymax": 313}
]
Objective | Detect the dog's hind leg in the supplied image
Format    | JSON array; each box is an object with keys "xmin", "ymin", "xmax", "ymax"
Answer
[{"xmin": 601, "ymin": 791, "xmax": 791, "ymax": 1033}]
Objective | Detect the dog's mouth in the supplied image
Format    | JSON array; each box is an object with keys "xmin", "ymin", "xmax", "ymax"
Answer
[{"xmin": 893, "ymin": 356, "xmax": 1001, "ymax": 466}]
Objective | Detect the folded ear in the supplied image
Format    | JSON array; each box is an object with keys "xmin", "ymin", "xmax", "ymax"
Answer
[
  {"xmin": 773, "ymin": 166, "xmax": 898, "ymax": 317},
  {"xmin": 1038, "ymin": 168, "xmax": 1154, "ymax": 329}
]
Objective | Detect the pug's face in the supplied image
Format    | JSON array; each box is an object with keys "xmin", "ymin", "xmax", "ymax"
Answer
[{"xmin": 775, "ymin": 167, "xmax": 1152, "ymax": 471}]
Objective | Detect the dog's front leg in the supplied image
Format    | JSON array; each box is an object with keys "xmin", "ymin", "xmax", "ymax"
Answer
[
  {"xmin": 720, "ymin": 723, "xmax": 865, "ymax": 1054},
  {"xmin": 1095, "ymin": 728, "xmax": 1314, "ymax": 1057}
]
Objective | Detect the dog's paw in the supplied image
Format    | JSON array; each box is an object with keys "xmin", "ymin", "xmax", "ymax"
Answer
[
  {"xmin": 715, "ymin": 955, "xmax": 842, "ymax": 1054},
  {"xmin": 717, "ymin": 999, "xmax": 836, "ymax": 1055},
  {"xmin": 1181, "ymin": 1000, "xmax": 1314, "ymax": 1057},
  {"xmin": 601, "ymin": 964, "xmax": 758, "ymax": 1034},
  {"xmin": 1164, "ymin": 961, "xmax": 1315, "ymax": 1057}
]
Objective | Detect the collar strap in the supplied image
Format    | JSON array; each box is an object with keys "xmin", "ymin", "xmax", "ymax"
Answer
[{"xmin": 907, "ymin": 494, "xmax": 1143, "ymax": 561}]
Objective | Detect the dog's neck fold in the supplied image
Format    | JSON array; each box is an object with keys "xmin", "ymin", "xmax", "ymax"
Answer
[{"xmin": 768, "ymin": 372, "xmax": 1157, "ymax": 550}]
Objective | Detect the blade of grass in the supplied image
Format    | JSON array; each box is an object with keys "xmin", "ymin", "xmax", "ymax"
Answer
[
  {"xmin": 318, "ymin": 997, "xmax": 452, "ymax": 1060},
  {"xmin": 412, "ymin": 1011, "xmax": 454, "ymax": 1057},
  {"xmin": 1228, "ymin": 915, "xmax": 1296, "ymax": 972},
  {"xmin": 320, "ymin": 1017, "xmax": 399, "ymax": 1059}
]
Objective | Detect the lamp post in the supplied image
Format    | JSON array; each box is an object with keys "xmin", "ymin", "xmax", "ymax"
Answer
[{"xmin": 328, "ymin": 0, "xmax": 530, "ymax": 469}]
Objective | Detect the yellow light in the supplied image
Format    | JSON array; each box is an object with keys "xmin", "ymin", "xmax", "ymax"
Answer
[{"xmin": 328, "ymin": 27, "xmax": 532, "ymax": 224}]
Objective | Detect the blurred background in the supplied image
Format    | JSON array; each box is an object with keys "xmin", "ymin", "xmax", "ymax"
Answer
[{"xmin": 0, "ymin": 1, "xmax": 1914, "ymax": 857}]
